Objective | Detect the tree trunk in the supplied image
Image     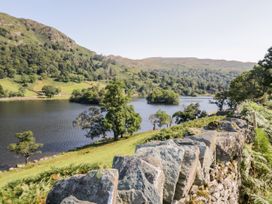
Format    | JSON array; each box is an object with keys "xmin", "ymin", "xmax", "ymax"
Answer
[
  {"xmin": 114, "ymin": 133, "xmax": 118, "ymax": 141},
  {"xmin": 153, "ymin": 123, "xmax": 156, "ymax": 130},
  {"xmin": 25, "ymin": 156, "xmax": 29, "ymax": 164}
]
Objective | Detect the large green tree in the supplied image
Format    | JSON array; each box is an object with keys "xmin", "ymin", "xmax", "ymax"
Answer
[
  {"xmin": 8, "ymin": 131, "xmax": 43, "ymax": 164},
  {"xmin": 73, "ymin": 107, "xmax": 108, "ymax": 139},
  {"xmin": 102, "ymin": 80, "xmax": 141, "ymax": 140},
  {"xmin": 149, "ymin": 110, "xmax": 172, "ymax": 130}
]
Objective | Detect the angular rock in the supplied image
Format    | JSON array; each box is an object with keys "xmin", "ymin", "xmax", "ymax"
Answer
[
  {"xmin": 229, "ymin": 118, "xmax": 248, "ymax": 130},
  {"xmin": 173, "ymin": 139, "xmax": 201, "ymax": 200},
  {"xmin": 189, "ymin": 130, "xmax": 218, "ymax": 156},
  {"xmin": 221, "ymin": 121, "xmax": 238, "ymax": 132},
  {"xmin": 216, "ymin": 131, "xmax": 245, "ymax": 161},
  {"xmin": 135, "ymin": 140, "xmax": 184, "ymax": 203},
  {"xmin": 46, "ymin": 169, "xmax": 118, "ymax": 204},
  {"xmin": 113, "ymin": 156, "xmax": 164, "ymax": 204},
  {"xmin": 175, "ymin": 138, "xmax": 213, "ymax": 183},
  {"xmin": 60, "ymin": 196, "xmax": 95, "ymax": 204}
]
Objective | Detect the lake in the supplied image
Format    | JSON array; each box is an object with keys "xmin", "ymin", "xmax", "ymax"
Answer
[{"xmin": 0, "ymin": 96, "xmax": 217, "ymax": 169}]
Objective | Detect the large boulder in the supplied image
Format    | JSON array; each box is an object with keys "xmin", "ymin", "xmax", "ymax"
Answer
[
  {"xmin": 46, "ymin": 169, "xmax": 119, "ymax": 204},
  {"xmin": 216, "ymin": 131, "xmax": 245, "ymax": 161},
  {"xmin": 135, "ymin": 140, "xmax": 185, "ymax": 203},
  {"xmin": 113, "ymin": 156, "xmax": 164, "ymax": 204}
]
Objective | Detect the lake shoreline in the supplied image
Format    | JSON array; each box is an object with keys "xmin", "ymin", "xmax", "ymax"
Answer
[
  {"xmin": 0, "ymin": 94, "xmax": 214, "ymax": 102},
  {"xmin": 0, "ymin": 95, "xmax": 70, "ymax": 102}
]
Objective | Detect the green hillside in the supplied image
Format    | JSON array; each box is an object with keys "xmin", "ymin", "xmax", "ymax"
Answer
[{"xmin": 0, "ymin": 12, "xmax": 255, "ymax": 98}]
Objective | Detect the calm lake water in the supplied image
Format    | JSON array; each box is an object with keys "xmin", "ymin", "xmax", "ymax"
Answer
[{"xmin": 0, "ymin": 96, "xmax": 217, "ymax": 169}]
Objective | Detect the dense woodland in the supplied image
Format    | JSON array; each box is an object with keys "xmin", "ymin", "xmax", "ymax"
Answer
[{"xmin": 0, "ymin": 12, "xmax": 252, "ymax": 98}]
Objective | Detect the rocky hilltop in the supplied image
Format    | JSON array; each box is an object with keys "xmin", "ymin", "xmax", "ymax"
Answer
[{"xmin": 46, "ymin": 118, "xmax": 252, "ymax": 204}]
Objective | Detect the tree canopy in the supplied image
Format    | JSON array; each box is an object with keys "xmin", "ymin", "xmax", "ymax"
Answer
[
  {"xmin": 146, "ymin": 88, "xmax": 179, "ymax": 105},
  {"xmin": 8, "ymin": 130, "xmax": 43, "ymax": 164},
  {"xmin": 41, "ymin": 85, "xmax": 60, "ymax": 98},
  {"xmin": 149, "ymin": 110, "xmax": 172, "ymax": 130},
  {"xmin": 74, "ymin": 80, "xmax": 142, "ymax": 140}
]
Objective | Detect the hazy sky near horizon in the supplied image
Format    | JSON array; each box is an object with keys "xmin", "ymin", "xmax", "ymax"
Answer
[{"xmin": 0, "ymin": 0, "xmax": 271, "ymax": 62}]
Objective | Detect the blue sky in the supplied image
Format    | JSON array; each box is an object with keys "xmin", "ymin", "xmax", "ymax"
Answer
[{"xmin": 0, "ymin": 0, "xmax": 271, "ymax": 62}]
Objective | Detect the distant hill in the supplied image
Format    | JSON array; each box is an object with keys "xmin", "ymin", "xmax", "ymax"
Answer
[{"xmin": 109, "ymin": 56, "xmax": 255, "ymax": 72}]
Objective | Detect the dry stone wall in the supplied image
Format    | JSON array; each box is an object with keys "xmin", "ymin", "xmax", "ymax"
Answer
[{"xmin": 46, "ymin": 118, "xmax": 252, "ymax": 204}]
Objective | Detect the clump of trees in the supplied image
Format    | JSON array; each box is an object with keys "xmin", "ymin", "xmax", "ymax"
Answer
[
  {"xmin": 74, "ymin": 80, "xmax": 142, "ymax": 140},
  {"xmin": 70, "ymin": 86, "xmax": 105, "ymax": 105},
  {"xmin": 146, "ymin": 88, "xmax": 179, "ymax": 105},
  {"xmin": 8, "ymin": 130, "xmax": 43, "ymax": 164},
  {"xmin": 172, "ymin": 103, "xmax": 207, "ymax": 124},
  {"xmin": 41, "ymin": 85, "xmax": 60, "ymax": 98},
  {"xmin": 214, "ymin": 47, "xmax": 272, "ymax": 111},
  {"xmin": 149, "ymin": 110, "xmax": 172, "ymax": 130}
]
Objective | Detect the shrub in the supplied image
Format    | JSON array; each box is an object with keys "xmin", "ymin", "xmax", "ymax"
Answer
[{"xmin": 145, "ymin": 115, "xmax": 224, "ymax": 142}]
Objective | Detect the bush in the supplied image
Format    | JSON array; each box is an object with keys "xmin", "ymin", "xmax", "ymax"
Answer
[
  {"xmin": 41, "ymin": 85, "xmax": 60, "ymax": 98},
  {"xmin": 145, "ymin": 115, "xmax": 224, "ymax": 142}
]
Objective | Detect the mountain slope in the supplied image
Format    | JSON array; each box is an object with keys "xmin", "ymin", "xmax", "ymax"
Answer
[
  {"xmin": 0, "ymin": 12, "xmax": 118, "ymax": 82},
  {"xmin": 109, "ymin": 56, "xmax": 255, "ymax": 72}
]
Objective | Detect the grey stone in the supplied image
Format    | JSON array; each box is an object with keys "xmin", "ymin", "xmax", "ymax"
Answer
[
  {"xmin": 173, "ymin": 139, "xmax": 201, "ymax": 200},
  {"xmin": 220, "ymin": 120, "xmax": 239, "ymax": 132},
  {"xmin": 46, "ymin": 169, "xmax": 118, "ymax": 204},
  {"xmin": 190, "ymin": 130, "xmax": 218, "ymax": 156},
  {"xmin": 229, "ymin": 118, "xmax": 248, "ymax": 129},
  {"xmin": 60, "ymin": 196, "xmax": 95, "ymax": 204},
  {"xmin": 216, "ymin": 131, "xmax": 245, "ymax": 161},
  {"xmin": 113, "ymin": 156, "xmax": 164, "ymax": 204},
  {"xmin": 135, "ymin": 139, "xmax": 184, "ymax": 203},
  {"xmin": 175, "ymin": 138, "xmax": 213, "ymax": 183}
]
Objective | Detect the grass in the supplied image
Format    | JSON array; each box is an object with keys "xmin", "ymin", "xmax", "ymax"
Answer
[{"xmin": 0, "ymin": 78, "xmax": 101, "ymax": 100}]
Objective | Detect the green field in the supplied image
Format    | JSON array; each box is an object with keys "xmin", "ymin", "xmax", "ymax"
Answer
[{"xmin": 0, "ymin": 78, "xmax": 102, "ymax": 100}]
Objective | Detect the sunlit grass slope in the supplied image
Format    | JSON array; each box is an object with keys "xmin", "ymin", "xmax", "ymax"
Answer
[{"xmin": 0, "ymin": 78, "xmax": 102, "ymax": 100}]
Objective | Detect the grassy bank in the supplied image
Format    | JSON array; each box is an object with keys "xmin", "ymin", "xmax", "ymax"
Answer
[
  {"xmin": 0, "ymin": 78, "xmax": 100, "ymax": 101},
  {"xmin": 0, "ymin": 116, "xmax": 223, "ymax": 204}
]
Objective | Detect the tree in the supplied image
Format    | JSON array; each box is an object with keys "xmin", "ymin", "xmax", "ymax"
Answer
[
  {"xmin": 125, "ymin": 105, "xmax": 142, "ymax": 135},
  {"xmin": 8, "ymin": 131, "xmax": 43, "ymax": 164},
  {"xmin": 73, "ymin": 107, "xmax": 108, "ymax": 139},
  {"xmin": 102, "ymin": 80, "xmax": 141, "ymax": 140},
  {"xmin": 42, "ymin": 85, "xmax": 60, "ymax": 98},
  {"xmin": 214, "ymin": 91, "xmax": 228, "ymax": 111},
  {"xmin": 173, "ymin": 103, "xmax": 207, "ymax": 124},
  {"xmin": 149, "ymin": 110, "xmax": 171, "ymax": 130}
]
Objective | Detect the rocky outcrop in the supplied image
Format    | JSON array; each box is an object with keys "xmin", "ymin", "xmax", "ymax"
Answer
[{"xmin": 47, "ymin": 118, "xmax": 251, "ymax": 204}]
